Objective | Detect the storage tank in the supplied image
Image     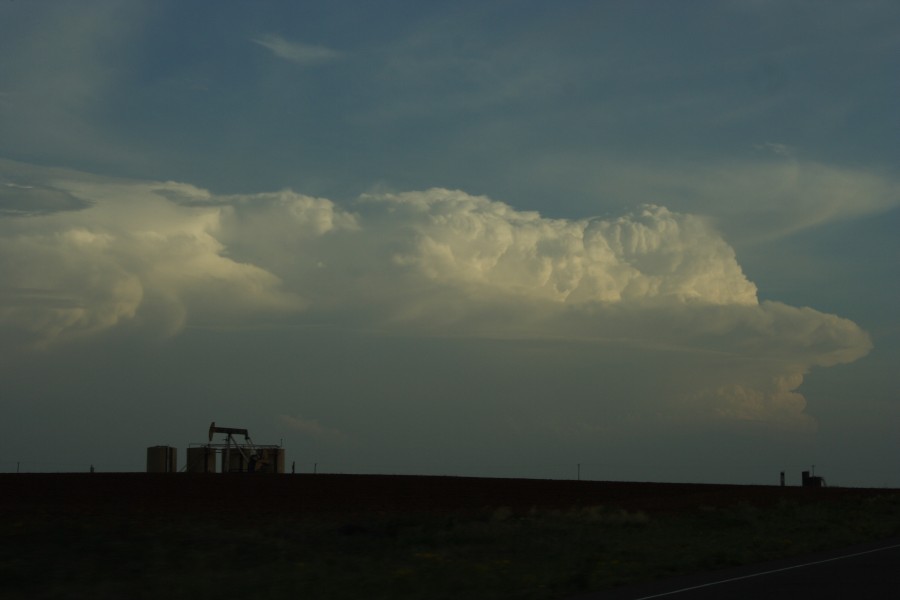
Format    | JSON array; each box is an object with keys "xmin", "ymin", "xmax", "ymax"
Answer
[
  {"xmin": 219, "ymin": 448, "xmax": 285, "ymax": 473},
  {"xmin": 257, "ymin": 448, "xmax": 286, "ymax": 473},
  {"xmin": 222, "ymin": 451, "xmax": 248, "ymax": 473},
  {"xmin": 186, "ymin": 446, "xmax": 216, "ymax": 473},
  {"xmin": 146, "ymin": 446, "xmax": 177, "ymax": 473}
]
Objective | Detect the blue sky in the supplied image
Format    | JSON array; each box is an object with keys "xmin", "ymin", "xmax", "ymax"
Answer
[{"xmin": 1, "ymin": 1, "xmax": 898, "ymax": 485}]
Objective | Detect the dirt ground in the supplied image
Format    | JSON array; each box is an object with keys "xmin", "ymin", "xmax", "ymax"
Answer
[
  {"xmin": 3, "ymin": 473, "xmax": 891, "ymax": 517},
  {"xmin": 4, "ymin": 474, "xmax": 899, "ymax": 599}
]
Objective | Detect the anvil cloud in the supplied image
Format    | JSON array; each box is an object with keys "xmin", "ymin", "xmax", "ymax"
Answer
[{"xmin": 0, "ymin": 162, "xmax": 871, "ymax": 431}]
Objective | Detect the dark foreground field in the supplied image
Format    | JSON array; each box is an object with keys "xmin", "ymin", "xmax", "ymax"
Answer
[{"xmin": 3, "ymin": 474, "xmax": 900, "ymax": 599}]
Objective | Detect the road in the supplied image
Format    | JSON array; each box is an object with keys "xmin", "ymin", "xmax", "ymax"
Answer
[{"xmin": 575, "ymin": 538, "xmax": 900, "ymax": 599}]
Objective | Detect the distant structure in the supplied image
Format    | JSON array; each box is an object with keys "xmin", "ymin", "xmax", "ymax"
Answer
[
  {"xmin": 146, "ymin": 446, "xmax": 177, "ymax": 473},
  {"xmin": 185, "ymin": 422, "xmax": 285, "ymax": 474},
  {"xmin": 802, "ymin": 469, "xmax": 826, "ymax": 488},
  {"xmin": 146, "ymin": 424, "xmax": 285, "ymax": 473},
  {"xmin": 185, "ymin": 445, "xmax": 216, "ymax": 473}
]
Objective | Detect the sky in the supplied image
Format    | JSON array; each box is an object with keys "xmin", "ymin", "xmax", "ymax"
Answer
[{"xmin": 1, "ymin": 1, "xmax": 898, "ymax": 486}]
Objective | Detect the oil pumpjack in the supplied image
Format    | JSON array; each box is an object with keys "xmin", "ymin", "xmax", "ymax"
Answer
[
  {"xmin": 208, "ymin": 422, "xmax": 260, "ymax": 472},
  {"xmin": 183, "ymin": 422, "xmax": 284, "ymax": 473}
]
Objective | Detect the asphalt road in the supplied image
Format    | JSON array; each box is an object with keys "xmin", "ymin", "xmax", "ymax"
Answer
[{"xmin": 575, "ymin": 538, "xmax": 900, "ymax": 599}]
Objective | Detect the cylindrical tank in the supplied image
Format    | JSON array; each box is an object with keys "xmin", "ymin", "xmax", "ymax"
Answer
[
  {"xmin": 146, "ymin": 446, "xmax": 177, "ymax": 473},
  {"xmin": 222, "ymin": 451, "xmax": 248, "ymax": 473},
  {"xmin": 271, "ymin": 448, "xmax": 286, "ymax": 474},
  {"xmin": 256, "ymin": 448, "xmax": 286, "ymax": 473},
  {"xmin": 186, "ymin": 446, "xmax": 216, "ymax": 473}
]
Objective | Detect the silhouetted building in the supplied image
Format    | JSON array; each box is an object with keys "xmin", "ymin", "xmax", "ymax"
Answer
[{"xmin": 802, "ymin": 470, "xmax": 825, "ymax": 488}]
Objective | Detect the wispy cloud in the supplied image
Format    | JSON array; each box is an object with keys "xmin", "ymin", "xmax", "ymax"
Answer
[
  {"xmin": 754, "ymin": 142, "xmax": 795, "ymax": 157},
  {"xmin": 251, "ymin": 33, "xmax": 342, "ymax": 66},
  {"xmin": 521, "ymin": 156, "xmax": 900, "ymax": 245},
  {"xmin": 0, "ymin": 2, "xmax": 149, "ymax": 165},
  {"xmin": 279, "ymin": 414, "xmax": 349, "ymax": 443}
]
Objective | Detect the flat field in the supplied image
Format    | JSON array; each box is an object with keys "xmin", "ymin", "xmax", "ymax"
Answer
[{"xmin": 3, "ymin": 474, "xmax": 899, "ymax": 599}]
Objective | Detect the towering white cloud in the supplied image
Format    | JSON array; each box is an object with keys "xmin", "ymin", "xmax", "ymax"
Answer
[
  {"xmin": 0, "ymin": 165, "xmax": 305, "ymax": 346},
  {"xmin": 0, "ymin": 161, "xmax": 872, "ymax": 428},
  {"xmin": 362, "ymin": 189, "xmax": 758, "ymax": 306}
]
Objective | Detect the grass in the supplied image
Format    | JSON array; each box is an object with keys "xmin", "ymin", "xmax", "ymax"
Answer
[{"xmin": 3, "ymin": 493, "xmax": 900, "ymax": 599}]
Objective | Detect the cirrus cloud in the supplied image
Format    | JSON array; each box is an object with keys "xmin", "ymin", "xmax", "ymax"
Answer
[{"xmin": 251, "ymin": 34, "xmax": 342, "ymax": 66}]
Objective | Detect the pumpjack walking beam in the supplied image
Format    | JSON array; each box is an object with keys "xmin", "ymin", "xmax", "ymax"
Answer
[
  {"xmin": 208, "ymin": 422, "xmax": 258, "ymax": 472},
  {"xmin": 208, "ymin": 422, "xmax": 249, "ymax": 441}
]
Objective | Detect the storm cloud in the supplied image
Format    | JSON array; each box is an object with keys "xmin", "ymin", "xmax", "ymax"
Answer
[{"xmin": 0, "ymin": 161, "xmax": 871, "ymax": 432}]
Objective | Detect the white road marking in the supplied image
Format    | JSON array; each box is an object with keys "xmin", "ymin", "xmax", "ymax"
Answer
[{"xmin": 631, "ymin": 541, "xmax": 900, "ymax": 599}]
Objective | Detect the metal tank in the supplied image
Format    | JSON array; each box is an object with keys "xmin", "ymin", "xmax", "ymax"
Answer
[
  {"xmin": 222, "ymin": 450, "xmax": 250, "ymax": 473},
  {"xmin": 185, "ymin": 446, "xmax": 216, "ymax": 473},
  {"xmin": 219, "ymin": 447, "xmax": 285, "ymax": 473},
  {"xmin": 146, "ymin": 446, "xmax": 177, "ymax": 473},
  {"xmin": 256, "ymin": 448, "xmax": 286, "ymax": 473}
]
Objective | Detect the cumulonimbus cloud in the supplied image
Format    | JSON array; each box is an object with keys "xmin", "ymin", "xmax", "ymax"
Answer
[{"xmin": 0, "ymin": 160, "xmax": 872, "ymax": 428}]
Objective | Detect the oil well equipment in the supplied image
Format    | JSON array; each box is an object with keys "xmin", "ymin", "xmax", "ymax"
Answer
[
  {"xmin": 802, "ymin": 469, "xmax": 826, "ymax": 488},
  {"xmin": 146, "ymin": 445, "xmax": 177, "ymax": 473},
  {"xmin": 141, "ymin": 421, "xmax": 282, "ymax": 474},
  {"xmin": 183, "ymin": 422, "xmax": 285, "ymax": 473}
]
